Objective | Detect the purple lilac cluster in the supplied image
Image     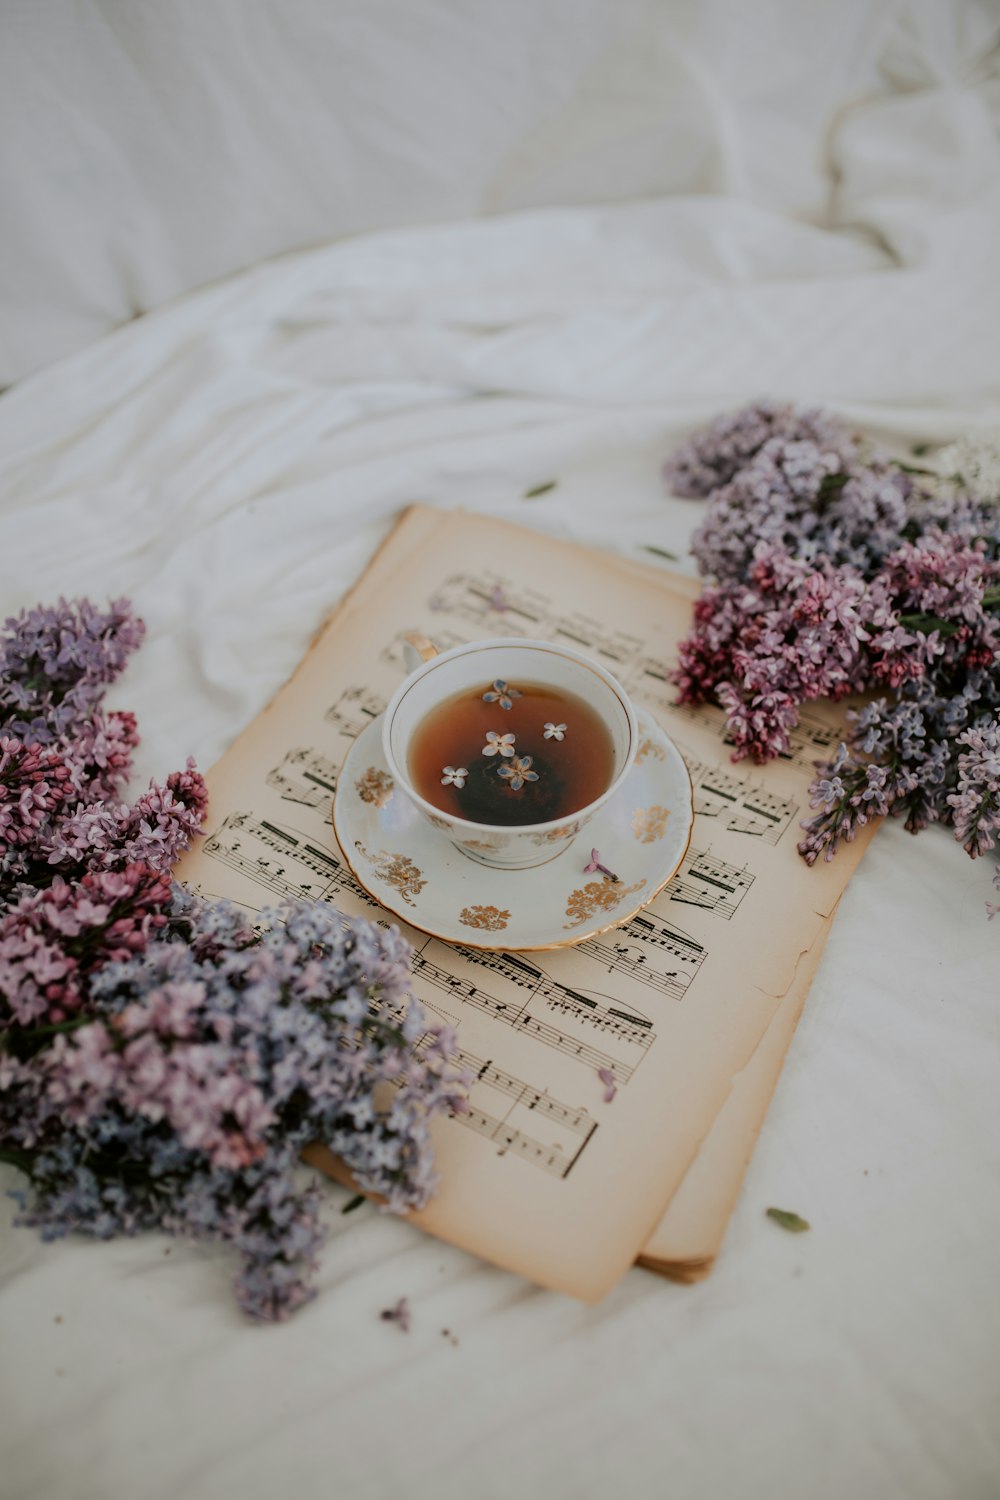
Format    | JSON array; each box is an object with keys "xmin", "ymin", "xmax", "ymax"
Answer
[
  {"xmin": 665, "ymin": 405, "xmax": 1000, "ymax": 908},
  {"xmin": 0, "ymin": 599, "xmax": 205, "ymax": 894},
  {"xmin": 4, "ymin": 895, "xmax": 465, "ymax": 1321},
  {"xmin": 1, "ymin": 599, "xmax": 467, "ymax": 1319},
  {"xmin": 663, "ymin": 401, "xmax": 857, "ymax": 503}
]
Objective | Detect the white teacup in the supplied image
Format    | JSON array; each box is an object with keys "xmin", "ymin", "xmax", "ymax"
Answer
[{"xmin": 382, "ymin": 635, "xmax": 639, "ymax": 870}]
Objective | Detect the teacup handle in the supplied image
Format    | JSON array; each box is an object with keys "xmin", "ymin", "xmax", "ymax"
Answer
[{"xmin": 402, "ymin": 631, "xmax": 440, "ymax": 674}]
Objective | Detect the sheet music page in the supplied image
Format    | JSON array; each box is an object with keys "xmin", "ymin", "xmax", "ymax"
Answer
[
  {"xmin": 174, "ymin": 506, "xmax": 878, "ymax": 1300},
  {"xmin": 639, "ymin": 923, "xmax": 830, "ymax": 1274}
]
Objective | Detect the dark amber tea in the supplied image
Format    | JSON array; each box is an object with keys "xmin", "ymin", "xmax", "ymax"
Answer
[{"xmin": 409, "ymin": 679, "xmax": 615, "ymax": 826}]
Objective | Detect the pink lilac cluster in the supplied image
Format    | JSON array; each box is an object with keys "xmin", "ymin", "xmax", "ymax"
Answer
[
  {"xmin": 0, "ymin": 598, "xmax": 206, "ymax": 895},
  {"xmin": 0, "ymin": 864, "xmax": 172, "ymax": 1027},
  {"xmin": 1, "ymin": 598, "xmax": 467, "ymax": 1319},
  {"xmin": 666, "ymin": 404, "xmax": 1000, "ymax": 909}
]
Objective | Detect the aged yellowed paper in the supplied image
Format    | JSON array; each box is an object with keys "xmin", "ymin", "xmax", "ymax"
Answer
[
  {"xmin": 174, "ymin": 506, "xmax": 877, "ymax": 1299},
  {"xmin": 638, "ymin": 924, "xmax": 830, "ymax": 1277}
]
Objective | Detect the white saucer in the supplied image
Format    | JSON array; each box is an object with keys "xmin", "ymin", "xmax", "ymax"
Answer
[{"xmin": 332, "ymin": 709, "xmax": 693, "ymax": 951}]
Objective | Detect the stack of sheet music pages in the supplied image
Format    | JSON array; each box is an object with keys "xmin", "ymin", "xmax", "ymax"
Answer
[{"xmin": 176, "ymin": 507, "xmax": 876, "ymax": 1298}]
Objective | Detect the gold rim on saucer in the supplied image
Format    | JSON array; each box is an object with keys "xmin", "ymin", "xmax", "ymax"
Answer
[{"xmin": 330, "ymin": 710, "xmax": 694, "ymax": 952}]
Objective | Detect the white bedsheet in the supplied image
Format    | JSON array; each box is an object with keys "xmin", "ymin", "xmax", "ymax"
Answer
[
  {"xmin": 0, "ymin": 0, "xmax": 960, "ymax": 386},
  {"xmin": 1, "ymin": 32, "xmax": 999, "ymax": 1500}
]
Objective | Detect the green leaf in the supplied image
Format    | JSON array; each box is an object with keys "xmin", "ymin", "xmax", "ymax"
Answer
[
  {"xmin": 641, "ymin": 545, "xmax": 680, "ymax": 562},
  {"xmin": 899, "ymin": 612, "xmax": 961, "ymax": 637},
  {"xmin": 0, "ymin": 1146, "xmax": 34, "ymax": 1174},
  {"xmin": 766, "ymin": 1206, "xmax": 811, "ymax": 1233},
  {"xmin": 894, "ymin": 461, "xmax": 938, "ymax": 477},
  {"xmin": 341, "ymin": 1193, "xmax": 366, "ymax": 1215},
  {"xmin": 523, "ymin": 481, "xmax": 556, "ymax": 499},
  {"xmin": 818, "ymin": 472, "xmax": 849, "ymax": 497}
]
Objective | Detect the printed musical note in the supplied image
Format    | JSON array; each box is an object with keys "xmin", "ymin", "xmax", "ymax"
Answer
[
  {"xmin": 676, "ymin": 753, "xmax": 799, "ymax": 845},
  {"xmin": 203, "ymin": 812, "xmax": 368, "ymax": 906},
  {"xmin": 425, "ymin": 573, "xmax": 646, "ymax": 672},
  {"xmin": 427, "ymin": 573, "xmax": 553, "ymax": 633},
  {"xmin": 450, "ymin": 1046, "xmax": 598, "ymax": 1179},
  {"xmin": 265, "ymin": 746, "xmax": 339, "ymax": 808},
  {"xmin": 579, "ymin": 912, "xmax": 705, "ymax": 1000},
  {"xmin": 203, "ymin": 816, "xmax": 655, "ymax": 1084},
  {"xmin": 414, "ymin": 947, "xmax": 652, "ymax": 1083},
  {"xmin": 674, "ymin": 699, "xmax": 841, "ymax": 773},
  {"xmin": 667, "ymin": 847, "xmax": 754, "ymax": 919},
  {"xmin": 776, "ymin": 706, "xmax": 843, "ymax": 767},
  {"xmin": 631, "ymin": 656, "xmax": 676, "ymax": 693},
  {"xmin": 324, "ymin": 685, "xmax": 386, "ymax": 740}
]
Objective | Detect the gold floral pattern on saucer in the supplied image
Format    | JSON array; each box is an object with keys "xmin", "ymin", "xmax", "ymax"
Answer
[
  {"xmin": 564, "ymin": 877, "xmax": 645, "ymax": 928},
  {"xmin": 332, "ymin": 707, "xmax": 693, "ymax": 951},
  {"xmin": 355, "ymin": 767, "xmax": 394, "ymax": 808},
  {"xmin": 355, "ymin": 843, "xmax": 425, "ymax": 906},
  {"xmin": 459, "ymin": 905, "xmax": 511, "ymax": 932},
  {"xmin": 636, "ymin": 736, "xmax": 666, "ymax": 764},
  {"xmin": 632, "ymin": 805, "xmax": 670, "ymax": 842}
]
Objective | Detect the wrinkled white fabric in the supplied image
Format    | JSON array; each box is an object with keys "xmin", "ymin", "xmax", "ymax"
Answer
[
  {"xmin": 1, "ymin": 9, "xmax": 1000, "ymax": 1500},
  {"xmin": 4, "ymin": 0, "xmax": 998, "ymax": 383}
]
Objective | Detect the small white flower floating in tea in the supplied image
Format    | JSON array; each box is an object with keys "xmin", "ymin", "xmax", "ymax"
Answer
[
  {"xmin": 543, "ymin": 722, "xmax": 567, "ymax": 741},
  {"xmin": 440, "ymin": 765, "xmax": 468, "ymax": 788},
  {"xmin": 497, "ymin": 754, "xmax": 538, "ymax": 791},
  {"xmin": 482, "ymin": 731, "xmax": 516, "ymax": 758},
  {"xmin": 482, "ymin": 678, "xmax": 521, "ymax": 711}
]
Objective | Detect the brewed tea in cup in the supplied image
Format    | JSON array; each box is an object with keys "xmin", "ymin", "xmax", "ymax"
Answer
[
  {"xmin": 409, "ymin": 681, "xmax": 614, "ymax": 826},
  {"xmin": 383, "ymin": 638, "xmax": 638, "ymax": 870}
]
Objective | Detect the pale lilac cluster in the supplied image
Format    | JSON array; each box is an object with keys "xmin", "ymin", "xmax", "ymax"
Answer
[
  {"xmin": 688, "ymin": 439, "xmax": 915, "ymax": 582},
  {"xmin": 0, "ymin": 597, "xmax": 145, "ymax": 744},
  {"xmin": 670, "ymin": 405, "xmax": 1000, "ymax": 588},
  {"xmin": 664, "ymin": 401, "xmax": 857, "ymax": 500},
  {"xmin": 43, "ymin": 760, "xmax": 209, "ymax": 877},
  {"xmin": 6, "ymin": 895, "xmax": 465, "ymax": 1320},
  {"xmin": 667, "ymin": 404, "xmax": 1000, "ymax": 907},
  {"xmin": 948, "ymin": 723, "xmax": 1000, "ymax": 859},
  {"xmin": 1, "ymin": 597, "xmax": 468, "ymax": 1320}
]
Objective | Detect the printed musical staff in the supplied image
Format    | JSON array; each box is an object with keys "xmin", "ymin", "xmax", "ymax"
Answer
[
  {"xmin": 265, "ymin": 746, "xmax": 339, "ymax": 808},
  {"xmin": 667, "ymin": 847, "xmax": 753, "ymax": 920},
  {"xmin": 678, "ymin": 754, "xmax": 799, "ymax": 845},
  {"xmin": 452, "ymin": 947, "xmax": 656, "ymax": 1043},
  {"xmin": 631, "ymin": 656, "xmax": 676, "ymax": 693},
  {"xmin": 203, "ymin": 812, "xmax": 365, "ymax": 906},
  {"xmin": 427, "ymin": 573, "xmax": 553, "ymax": 633},
  {"xmin": 202, "ymin": 816, "xmax": 654, "ymax": 1084},
  {"xmin": 675, "ymin": 699, "xmax": 841, "ymax": 773},
  {"xmin": 775, "ymin": 706, "xmax": 842, "ymax": 767},
  {"xmin": 413, "ymin": 947, "xmax": 650, "ymax": 1083},
  {"xmin": 425, "ymin": 573, "xmax": 646, "ymax": 672},
  {"xmin": 452, "ymin": 1047, "xmax": 597, "ymax": 1179},
  {"xmin": 324, "ymin": 686, "xmax": 386, "ymax": 740},
  {"xmin": 204, "ymin": 812, "xmax": 708, "ymax": 1020},
  {"xmin": 579, "ymin": 911, "xmax": 705, "ymax": 999}
]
